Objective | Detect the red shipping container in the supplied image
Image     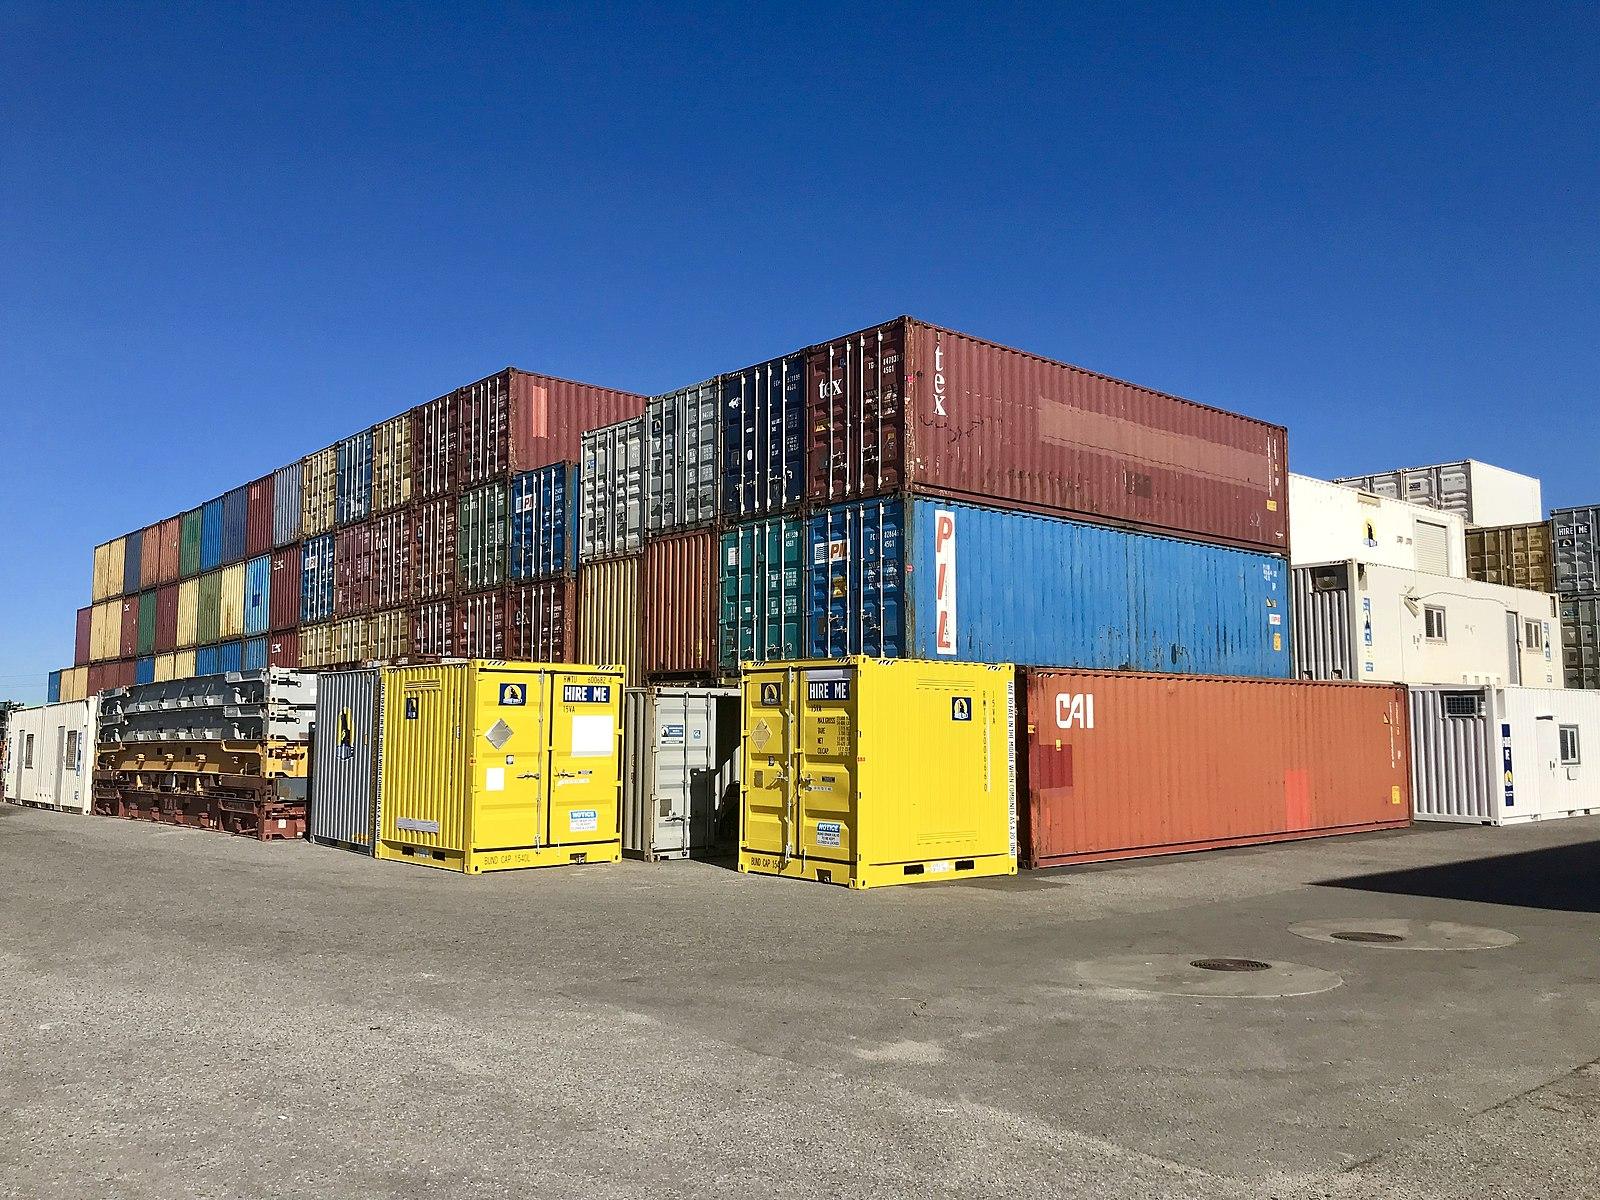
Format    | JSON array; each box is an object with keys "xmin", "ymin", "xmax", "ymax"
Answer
[
  {"xmin": 413, "ymin": 600, "xmax": 456, "ymax": 658},
  {"xmin": 269, "ymin": 545, "xmax": 302, "ymax": 632},
  {"xmin": 456, "ymin": 368, "xmax": 647, "ymax": 488},
  {"xmin": 103, "ymin": 659, "xmax": 136, "ymax": 690},
  {"xmin": 74, "ymin": 606, "xmax": 93, "ymax": 667},
  {"xmin": 119, "ymin": 597, "xmax": 139, "ymax": 659},
  {"xmin": 334, "ymin": 522, "xmax": 375, "ymax": 616},
  {"xmin": 157, "ymin": 515, "xmax": 183, "ymax": 583},
  {"xmin": 268, "ymin": 630, "xmax": 300, "ymax": 669},
  {"xmin": 806, "ymin": 318, "xmax": 1289, "ymax": 554},
  {"xmin": 412, "ymin": 495, "xmax": 457, "ymax": 601},
  {"xmin": 1019, "ymin": 670, "xmax": 1409, "ymax": 869},
  {"xmin": 640, "ymin": 529, "xmax": 717, "ymax": 676},
  {"xmin": 509, "ymin": 578, "xmax": 575, "ymax": 663},
  {"xmin": 86, "ymin": 663, "xmax": 109, "ymax": 695},
  {"xmin": 370, "ymin": 508, "xmax": 414, "ymax": 611},
  {"xmin": 411, "ymin": 390, "xmax": 458, "ymax": 501},
  {"xmin": 154, "ymin": 584, "xmax": 179, "ymax": 653},
  {"xmin": 139, "ymin": 524, "xmax": 162, "ymax": 590},
  {"xmin": 246, "ymin": 473, "xmax": 275, "ymax": 558},
  {"xmin": 455, "ymin": 589, "xmax": 508, "ymax": 659}
]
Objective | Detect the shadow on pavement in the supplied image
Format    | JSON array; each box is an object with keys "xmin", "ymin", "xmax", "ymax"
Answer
[{"xmin": 1319, "ymin": 835, "xmax": 1600, "ymax": 913}]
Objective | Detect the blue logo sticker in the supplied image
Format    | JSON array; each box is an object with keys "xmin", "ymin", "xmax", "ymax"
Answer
[
  {"xmin": 951, "ymin": 696, "xmax": 972, "ymax": 721},
  {"xmin": 499, "ymin": 683, "xmax": 526, "ymax": 707}
]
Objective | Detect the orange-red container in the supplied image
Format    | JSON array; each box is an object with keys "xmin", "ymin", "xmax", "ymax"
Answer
[
  {"xmin": 1020, "ymin": 670, "xmax": 1409, "ymax": 869},
  {"xmin": 640, "ymin": 528, "xmax": 717, "ymax": 676}
]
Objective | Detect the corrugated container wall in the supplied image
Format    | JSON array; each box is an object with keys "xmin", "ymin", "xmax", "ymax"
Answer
[
  {"xmin": 412, "ymin": 496, "xmax": 457, "ymax": 601},
  {"xmin": 1562, "ymin": 595, "xmax": 1600, "ymax": 689},
  {"xmin": 807, "ymin": 497, "xmax": 1289, "ymax": 675},
  {"xmin": 807, "ymin": 318, "xmax": 1289, "ymax": 554},
  {"xmin": 1020, "ymin": 670, "xmax": 1409, "ymax": 868},
  {"xmin": 368, "ymin": 608, "xmax": 412, "ymax": 661},
  {"xmin": 157, "ymin": 515, "xmax": 182, "ymax": 584},
  {"xmin": 301, "ymin": 534, "xmax": 336, "ymax": 624},
  {"xmin": 1334, "ymin": 461, "xmax": 1543, "ymax": 528},
  {"xmin": 371, "ymin": 413, "xmax": 413, "ymax": 514},
  {"xmin": 579, "ymin": 556, "xmax": 642, "ymax": 685},
  {"xmin": 647, "ymin": 380, "xmax": 719, "ymax": 534},
  {"xmin": 195, "ymin": 644, "xmax": 220, "ymax": 677},
  {"xmin": 1466, "ymin": 523, "xmax": 1553, "ymax": 592},
  {"xmin": 454, "ymin": 589, "xmax": 509, "ymax": 659},
  {"xmin": 411, "ymin": 391, "xmax": 457, "ymax": 501},
  {"xmin": 337, "ymin": 429, "xmax": 374, "ymax": 526},
  {"xmin": 155, "ymin": 584, "xmax": 178, "ymax": 652},
  {"xmin": 272, "ymin": 461, "xmax": 303, "ymax": 547},
  {"xmin": 222, "ymin": 485, "xmax": 248, "ymax": 564},
  {"xmin": 153, "ymin": 653, "xmax": 175, "ymax": 683},
  {"xmin": 179, "ymin": 509, "xmax": 202, "ymax": 577},
  {"xmin": 61, "ymin": 667, "xmax": 88, "ymax": 702},
  {"xmin": 1552, "ymin": 506, "xmax": 1600, "ymax": 595},
  {"xmin": 118, "ymin": 597, "xmax": 138, "ymax": 659},
  {"xmin": 457, "ymin": 480, "xmax": 510, "ymax": 592},
  {"xmin": 719, "ymin": 517, "xmax": 802, "ymax": 669},
  {"xmin": 721, "ymin": 355, "xmax": 805, "ymax": 519},
  {"xmin": 457, "ymin": 367, "xmax": 647, "ymax": 487},
  {"xmin": 243, "ymin": 637, "xmax": 268, "ymax": 671},
  {"xmin": 244, "ymin": 555, "xmax": 272, "ymax": 636},
  {"xmin": 47, "ymin": 671, "xmax": 62, "ymax": 703},
  {"xmin": 412, "ymin": 600, "xmax": 455, "ymax": 659},
  {"xmin": 171, "ymin": 649, "xmax": 195, "ymax": 680},
  {"xmin": 369, "ymin": 509, "xmax": 414, "ymax": 612},
  {"xmin": 92, "ymin": 536, "xmax": 124, "ymax": 601},
  {"xmin": 135, "ymin": 656, "xmax": 155, "ymax": 685},
  {"xmin": 177, "ymin": 578, "xmax": 198, "ymax": 648},
  {"xmin": 642, "ymin": 530, "xmax": 718, "ymax": 676},
  {"xmin": 510, "ymin": 464, "xmax": 575, "ymax": 581},
  {"xmin": 309, "ymin": 668, "xmax": 382, "ymax": 852},
  {"xmin": 218, "ymin": 563, "xmax": 246, "ymax": 641},
  {"xmin": 139, "ymin": 524, "xmax": 160, "ymax": 590},
  {"xmin": 509, "ymin": 578, "xmax": 576, "ymax": 663},
  {"xmin": 269, "ymin": 546, "xmax": 301, "ymax": 631},
  {"xmin": 136, "ymin": 590, "xmax": 156, "ymax": 656},
  {"xmin": 302, "ymin": 446, "xmax": 338, "ymax": 537},
  {"xmin": 268, "ymin": 631, "xmax": 300, "ymax": 669},
  {"xmin": 246, "ymin": 474, "xmax": 275, "ymax": 558},
  {"xmin": 334, "ymin": 522, "xmax": 375, "ymax": 616},
  {"xmin": 200, "ymin": 497, "xmax": 225, "ymax": 571},
  {"xmin": 580, "ymin": 417, "xmax": 645, "ymax": 562},
  {"xmin": 122, "ymin": 530, "xmax": 142, "ymax": 596},
  {"xmin": 300, "ymin": 622, "xmax": 335, "ymax": 669},
  {"xmin": 74, "ymin": 606, "xmax": 92, "ymax": 666},
  {"xmin": 91, "ymin": 600, "xmax": 117, "ymax": 662}
]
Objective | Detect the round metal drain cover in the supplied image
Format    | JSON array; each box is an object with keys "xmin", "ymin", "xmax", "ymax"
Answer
[
  {"xmin": 1290, "ymin": 918, "xmax": 1518, "ymax": 951},
  {"xmin": 1330, "ymin": 931, "xmax": 1406, "ymax": 944},
  {"xmin": 1073, "ymin": 954, "xmax": 1343, "ymax": 998},
  {"xmin": 1190, "ymin": 957, "xmax": 1272, "ymax": 972}
]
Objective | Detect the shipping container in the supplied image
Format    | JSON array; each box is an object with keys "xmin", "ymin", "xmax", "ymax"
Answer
[
  {"xmin": 508, "ymin": 578, "xmax": 576, "ymax": 663},
  {"xmin": 623, "ymin": 686, "xmax": 739, "ymax": 860},
  {"xmin": 309, "ymin": 668, "xmax": 382, "ymax": 852},
  {"xmin": 122, "ymin": 529, "xmax": 143, "ymax": 596},
  {"xmin": 155, "ymin": 584, "xmax": 178, "ymax": 653},
  {"xmin": 200, "ymin": 496, "xmax": 225, "ymax": 571},
  {"xmin": 455, "ymin": 589, "xmax": 508, "ymax": 659},
  {"xmin": 509, "ymin": 464, "xmax": 576, "ymax": 581},
  {"xmin": 721, "ymin": 354, "xmax": 805, "ymax": 519},
  {"xmin": 136, "ymin": 590, "xmax": 156, "ymax": 657},
  {"xmin": 457, "ymin": 480, "xmax": 510, "ymax": 591},
  {"xmin": 157, "ymin": 515, "xmax": 182, "ymax": 584},
  {"xmin": 171, "ymin": 649, "xmax": 196, "ymax": 681},
  {"xmin": 413, "ymin": 495, "xmax": 457, "ymax": 601},
  {"xmin": 2, "ymin": 699, "xmax": 98, "ymax": 812},
  {"xmin": 368, "ymin": 607, "xmax": 412, "ymax": 661},
  {"xmin": 301, "ymin": 533, "xmax": 336, "ymax": 624},
  {"xmin": 374, "ymin": 661, "xmax": 625, "ymax": 873},
  {"xmin": 808, "ymin": 318, "xmax": 1289, "ymax": 553},
  {"xmin": 579, "ymin": 556, "xmax": 641, "ymax": 686},
  {"xmin": 1466, "ymin": 522, "xmax": 1553, "ymax": 592},
  {"xmin": 118, "ymin": 596, "xmax": 138, "ymax": 659},
  {"xmin": 1292, "ymin": 561, "xmax": 1560, "ymax": 687},
  {"xmin": 1551, "ymin": 506, "xmax": 1600, "ymax": 594},
  {"xmin": 59, "ymin": 667, "xmax": 87, "ymax": 704},
  {"xmin": 641, "ymin": 529, "xmax": 718, "ymax": 677},
  {"xmin": 268, "ymin": 545, "xmax": 303, "ymax": 632},
  {"xmin": 719, "ymin": 517, "xmax": 802, "ymax": 670},
  {"xmin": 411, "ymin": 390, "xmax": 458, "ymax": 501},
  {"xmin": 1335, "ymin": 460, "xmax": 1543, "ymax": 528},
  {"xmin": 369, "ymin": 509, "xmax": 414, "ymax": 612},
  {"xmin": 413, "ymin": 600, "xmax": 456, "ymax": 658},
  {"xmin": 91, "ymin": 600, "xmax": 117, "ymax": 663},
  {"xmin": 337, "ymin": 428, "xmax": 374, "ymax": 526},
  {"xmin": 1410, "ymin": 685, "xmax": 1600, "ymax": 825},
  {"xmin": 739, "ymin": 658, "xmax": 1017, "ymax": 888},
  {"xmin": 246, "ymin": 474, "xmax": 275, "ymax": 558},
  {"xmin": 334, "ymin": 521, "xmax": 375, "ymax": 616},
  {"xmin": 273, "ymin": 461, "xmax": 303, "ymax": 547},
  {"xmin": 808, "ymin": 496, "xmax": 1290, "ymax": 675},
  {"xmin": 219, "ymin": 640, "xmax": 244, "ymax": 674},
  {"xmin": 244, "ymin": 555, "xmax": 272, "ymax": 636},
  {"xmin": 579, "ymin": 417, "xmax": 645, "ymax": 562},
  {"xmin": 1019, "ymin": 670, "xmax": 1410, "ymax": 868},
  {"xmin": 302, "ymin": 445, "xmax": 338, "ymax": 537},
  {"xmin": 268, "ymin": 631, "xmax": 300, "ymax": 669},
  {"xmin": 300, "ymin": 622, "xmax": 335, "ymax": 670},
  {"xmin": 139, "ymin": 524, "xmax": 161, "ymax": 590},
  {"xmin": 86, "ymin": 663, "xmax": 109, "ymax": 695},
  {"xmin": 135, "ymin": 656, "xmax": 155, "ymax": 685},
  {"xmin": 371, "ymin": 413, "xmax": 413, "ymax": 514},
  {"xmin": 46, "ymin": 672, "xmax": 61, "ymax": 704},
  {"xmin": 74, "ymin": 606, "xmax": 92, "ymax": 667},
  {"xmin": 196, "ymin": 569, "xmax": 223, "ymax": 646},
  {"xmin": 195, "ymin": 644, "xmax": 221, "ymax": 676},
  {"xmin": 647, "ymin": 379, "xmax": 719, "ymax": 534},
  {"xmin": 177, "ymin": 578, "xmax": 198, "ymax": 649},
  {"xmin": 153, "ymin": 653, "xmax": 175, "ymax": 683},
  {"xmin": 1561, "ymin": 594, "xmax": 1600, "ymax": 689},
  {"xmin": 179, "ymin": 508, "xmax": 202, "ymax": 578},
  {"xmin": 331, "ymin": 617, "xmax": 371, "ymax": 667},
  {"xmin": 243, "ymin": 637, "xmax": 268, "ymax": 672},
  {"xmin": 92, "ymin": 536, "xmax": 125, "ymax": 602},
  {"xmin": 218, "ymin": 562, "xmax": 246, "ymax": 641},
  {"xmin": 1289, "ymin": 474, "xmax": 1465, "ymax": 574},
  {"xmin": 222, "ymin": 485, "xmax": 249, "ymax": 564},
  {"xmin": 457, "ymin": 367, "xmax": 647, "ymax": 487}
]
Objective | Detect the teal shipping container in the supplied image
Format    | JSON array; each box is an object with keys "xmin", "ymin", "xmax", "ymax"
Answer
[{"xmin": 719, "ymin": 516, "xmax": 803, "ymax": 670}]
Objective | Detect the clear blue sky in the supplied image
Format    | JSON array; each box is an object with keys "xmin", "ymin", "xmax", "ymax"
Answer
[{"xmin": 2, "ymin": 3, "xmax": 1596, "ymax": 703}]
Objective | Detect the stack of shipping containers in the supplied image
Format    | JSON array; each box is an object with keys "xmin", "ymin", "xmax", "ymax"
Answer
[{"xmin": 1552, "ymin": 506, "xmax": 1600, "ymax": 689}]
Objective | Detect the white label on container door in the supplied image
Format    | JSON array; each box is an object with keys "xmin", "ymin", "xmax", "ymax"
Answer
[
  {"xmin": 569, "ymin": 808, "xmax": 598, "ymax": 832},
  {"xmin": 816, "ymin": 821, "xmax": 842, "ymax": 848},
  {"xmin": 570, "ymin": 714, "xmax": 614, "ymax": 757},
  {"xmin": 485, "ymin": 767, "xmax": 505, "ymax": 792},
  {"xmin": 934, "ymin": 509, "xmax": 957, "ymax": 655},
  {"xmin": 928, "ymin": 860, "xmax": 952, "ymax": 873}
]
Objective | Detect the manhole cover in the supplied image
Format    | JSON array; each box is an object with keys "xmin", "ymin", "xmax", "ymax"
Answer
[
  {"xmin": 1071, "ymin": 954, "xmax": 1343, "ymax": 998},
  {"xmin": 1290, "ymin": 918, "xmax": 1518, "ymax": 951},
  {"xmin": 1330, "ymin": 930, "xmax": 1406, "ymax": 944},
  {"xmin": 1190, "ymin": 958, "xmax": 1272, "ymax": 972}
]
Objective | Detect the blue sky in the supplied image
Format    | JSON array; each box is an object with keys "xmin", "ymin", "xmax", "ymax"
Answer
[{"xmin": 2, "ymin": 2, "xmax": 1596, "ymax": 703}]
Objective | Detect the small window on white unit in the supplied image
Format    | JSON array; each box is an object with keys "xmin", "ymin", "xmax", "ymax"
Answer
[
  {"xmin": 1424, "ymin": 605, "xmax": 1448, "ymax": 641},
  {"xmin": 1524, "ymin": 620, "xmax": 1543, "ymax": 651},
  {"xmin": 1560, "ymin": 725, "xmax": 1581, "ymax": 766}
]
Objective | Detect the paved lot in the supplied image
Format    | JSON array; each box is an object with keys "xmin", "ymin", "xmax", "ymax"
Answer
[{"xmin": 2, "ymin": 804, "xmax": 1598, "ymax": 1199}]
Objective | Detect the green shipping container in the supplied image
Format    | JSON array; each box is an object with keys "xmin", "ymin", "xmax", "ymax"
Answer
[
  {"xmin": 137, "ymin": 590, "xmax": 157, "ymax": 656},
  {"xmin": 719, "ymin": 517, "xmax": 802, "ymax": 670},
  {"xmin": 196, "ymin": 569, "xmax": 223, "ymax": 645},
  {"xmin": 180, "ymin": 509, "xmax": 203, "ymax": 577},
  {"xmin": 456, "ymin": 481, "xmax": 509, "ymax": 592}
]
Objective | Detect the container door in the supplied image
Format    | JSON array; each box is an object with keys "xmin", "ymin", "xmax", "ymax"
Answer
[
  {"xmin": 547, "ymin": 675, "xmax": 621, "ymax": 845},
  {"xmin": 54, "ymin": 725, "xmax": 69, "ymax": 808},
  {"xmin": 1533, "ymin": 716, "xmax": 1562, "ymax": 819},
  {"xmin": 795, "ymin": 666, "xmax": 857, "ymax": 867},
  {"xmin": 742, "ymin": 668, "xmax": 798, "ymax": 860},
  {"xmin": 649, "ymin": 692, "xmax": 693, "ymax": 856},
  {"xmin": 471, "ymin": 672, "xmax": 552, "ymax": 850},
  {"xmin": 1506, "ymin": 613, "xmax": 1522, "ymax": 686}
]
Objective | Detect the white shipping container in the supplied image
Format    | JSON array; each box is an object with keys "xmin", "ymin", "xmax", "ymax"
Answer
[
  {"xmin": 621, "ymin": 686, "xmax": 740, "ymax": 860},
  {"xmin": 3, "ymin": 699, "xmax": 99, "ymax": 813},
  {"xmin": 1293, "ymin": 560, "xmax": 1561, "ymax": 687},
  {"xmin": 580, "ymin": 416, "xmax": 645, "ymax": 562},
  {"xmin": 1333, "ymin": 459, "xmax": 1543, "ymax": 528},
  {"xmin": 1290, "ymin": 473, "xmax": 1466, "ymax": 575},
  {"xmin": 1410, "ymin": 685, "xmax": 1600, "ymax": 824}
]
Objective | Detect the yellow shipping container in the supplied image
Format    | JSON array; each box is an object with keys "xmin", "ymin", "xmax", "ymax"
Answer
[
  {"xmin": 301, "ymin": 622, "xmax": 335, "ymax": 668},
  {"xmin": 302, "ymin": 445, "xmax": 338, "ymax": 537},
  {"xmin": 368, "ymin": 607, "xmax": 412, "ymax": 660},
  {"xmin": 578, "ymin": 556, "xmax": 641, "ymax": 686},
  {"xmin": 375, "ymin": 661, "xmax": 625, "ymax": 874},
  {"xmin": 172, "ymin": 648, "xmax": 197, "ymax": 681},
  {"xmin": 153, "ymin": 653, "xmax": 176, "ymax": 682},
  {"xmin": 90, "ymin": 600, "xmax": 117, "ymax": 662},
  {"xmin": 59, "ymin": 667, "xmax": 88, "ymax": 703},
  {"xmin": 92, "ymin": 536, "xmax": 126, "ymax": 602},
  {"xmin": 218, "ymin": 562, "xmax": 246, "ymax": 640},
  {"xmin": 371, "ymin": 413, "xmax": 413, "ymax": 514},
  {"xmin": 176, "ymin": 577, "xmax": 199, "ymax": 648},
  {"xmin": 738, "ymin": 658, "xmax": 1017, "ymax": 890},
  {"xmin": 333, "ymin": 616, "xmax": 370, "ymax": 666}
]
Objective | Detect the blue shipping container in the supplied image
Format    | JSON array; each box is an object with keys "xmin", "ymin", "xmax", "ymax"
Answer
[
  {"xmin": 337, "ymin": 430, "xmax": 374, "ymax": 526},
  {"xmin": 122, "ymin": 532, "xmax": 143, "ymax": 596},
  {"xmin": 243, "ymin": 636, "xmax": 268, "ymax": 671},
  {"xmin": 244, "ymin": 555, "xmax": 272, "ymax": 635},
  {"xmin": 222, "ymin": 485, "xmax": 249, "ymax": 564},
  {"xmin": 196, "ymin": 644, "xmax": 221, "ymax": 675},
  {"xmin": 47, "ymin": 670, "xmax": 62, "ymax": 703},
  {"xmin": 510, "ymin": 464, "xmax": 576, "ymax": 581},
  {"xmin": 218, "ymin": 640, "xmax": 243, "ymax": 674},
  {"xmin": 805, "ymin": 497, "xmax": 1290, "ymax": 676},
  {"xmin": 721, "ymin": 355, "xmax": 805, "ymax": 519},
  {"xmin": 301, "ymin": 533, "xmax": 336, "ymax": 623},
  {"xmin": 201, "ymin": 497, "xmax": 225, "ymax": 571},
  {"xmin": 135, "ymin": 656, "xmax": 156, "ymax": 685},
  {"xmin": 273, "ymin": 461, "xmax": 303, "ymax": 547}
]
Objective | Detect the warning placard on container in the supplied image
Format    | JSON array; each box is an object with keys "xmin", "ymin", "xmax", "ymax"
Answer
[
  {"xmin": 569, "ymin": 808, "xmax": 599, "ymax": 833},
  {"xmin": 816, "ymin": 821, "xmax": 842, "ymax": 848}
]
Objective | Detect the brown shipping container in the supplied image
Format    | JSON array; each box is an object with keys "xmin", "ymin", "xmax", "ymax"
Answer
[
  {"xmin": 154, "ymin": 584, "xmax": 179, "ymax": 653},
  {"xmin": 106, "ymin": 659, "xmax": 136, "ymax": 691},
  {"xmin": 1019, "ymin": 670, "xmax": 1409, "ymax": 869},
  {"xmin": 457, "ymin": 368, "xmax": 648, "ymax": 488},
  {"xmin": 412, "ymin": 495, "xmax": 457, "ymax": 601},
  {"xmin": 412, "ymin": 391, "xmax": 458, "ymax": 501},
  {"xmin": 370, "ymin": 508, "xmax": 414, "ymax": 611},
  {"xmin": 74, "ymin": 606, "xmax": 93, "ymax": 667},
  {"xmin": 119, "ymin": 597, "xmax": 139, "ymax": 660},
  {"xmin": 268, "ymin": 630, "xmax": 300, "ymax": 669},
  {"xmin": 509, "ymin": 578, "xmax": 576, "ymax": 663},
  {"xmin": 334, "ymin": 521, "xmax": 376, "ymax": 616},
  {"xmin": 246, "ymin": 474, "xmax": 275, "ymax": 558},
  {"xmin": 86, "ymin": 663, "xmax": 109, "ymax": 695},
  {"xmin": 157, "ymin": 515, "xmax": 182, "ymax": 583},
  {"xmin": 640, "ymin": 529, "xmax": 717, "ymax": 676},
  {"xmin": 1466, "ymin": 522, "xmax": 1553, "ymax": 593},
  {"xmin": 269, "ymin": 546, "xmax": 302, "ymax": 632},
  {"xmin": 139, "ymin": 525, "xmax": 162, "ymax": 590},
  {"xmin": 807, "ymin": 317, "xmax": 1289, "ymax": 554},
  {"xmin": 455, "ymin": 589, "xmax": 509, "ymax": 659},
  {"xmin": 413, "ymin": 599, "xmax": 456, "ymax": 658}
]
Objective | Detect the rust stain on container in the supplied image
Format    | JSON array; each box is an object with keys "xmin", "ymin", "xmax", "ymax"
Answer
[
  {"xmin": 641, "ymin": 529, "xmax": 717, "ymax": 676},
  {"xmin": 457, "ymin": 367, "xmax": 647, "ymax": 488},
  {"xmin": 1019, "ymin": 670, "xmax": 1409, "ymax": 868}
]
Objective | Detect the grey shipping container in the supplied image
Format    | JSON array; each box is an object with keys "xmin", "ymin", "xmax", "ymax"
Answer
[
  {"xmin": 622, "ymin": 687, "xmax": 741, "ymax": 860},
  {"xmin": 1292, "ymin": 562, "xmax": 1356, "ymax": 680},
  {"xmin": 580, "ymin": 416, "xmax": 644, "ymax": 562},
  {"xmin": 309, "ymin": 668, "xmax": 382, "ymax": 853},
  {"xmin": 337, "ymin": 429, "xmax": 374, "ymax": 527},
  {"xmin": 1561, "ymin": 594, "xmax": 1600, "ymax": 689},
  {"xmin": 1552, "ymin": 506, "xmax": 1600, "ymax": 594},
  {"xmin": 273, "ymin": 462, "xmax": 303, "ymax": 547},
  {"xmin": 646, "ymin": 380, "xmax": 719, "ymax": 534}
]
